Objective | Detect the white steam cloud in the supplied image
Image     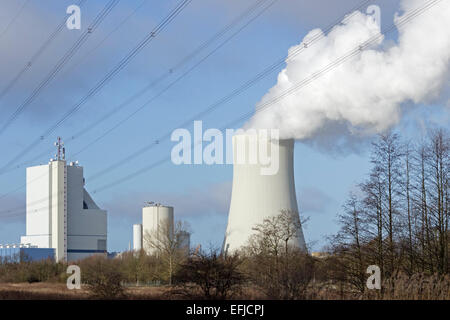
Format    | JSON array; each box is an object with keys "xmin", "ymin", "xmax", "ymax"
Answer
[{"xmin": 246, "ymin": 0, "xmax": 450, "ymax": 146}]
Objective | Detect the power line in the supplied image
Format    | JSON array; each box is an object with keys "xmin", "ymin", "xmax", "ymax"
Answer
[
  {"xmin": 1, "ymin": 0, "xmax": 439, "ymax": 219},
  {"xmin": 0, "ymin": 0, "xmax": 277, "ymax": 212},
  {"xmin": 86, "ymin": 0, "xmax": 373, "ymax": 182},
  {"xmin": 0, "ymin": 188, "xmax": 67, "ymax": 216},
  {"xmin": 0, "ymin": 0, "xmax": 368, "ymax": 185},
  {"xmin": 63, "ymin": 0, "xmax": 275, "ymax": 150},
  {"xmin": 0, "ymin": 0, "xmax": 121, "ymax": 135},
  {"xmin": 69, "ymin": 0, "xmax": 278, "ymax": 159},
  {"xmin": 59, "ymin": 0, "xmax": 149, "ymax": 79},
  {"xmin": 0, "ymin": 167, "xmax": 51, "ymax": 203},
  {"xmin": 0, "ymin": 0, "xmax": 192, "ymax": 174},
  {"xmin": 0, "ymin": 0, "xmax": 88, "ymax": 102},
  {"xmin": 0, "ymin": 202, "xmax": 56, "ymax": 221},
  {"xmin": 0, "ymin": 0, "xmax": 351, "ymax": 215},
  {"xmin": 88, "ymin": 0, "xmax": 442, "ymax": 195},
  {"xmin": 0, "ymin": 0, "xmax": 31, "ymax": 40},
  {"xmin": 0, "ymin": 145, "xmax": 55, "ymax": 180},
  {"xmin": 39, "ymin": 0, "xmax": 193, "ymax": 137},
  {"xmin": 68, "ymin": 0, "xmax": 370, "ymax": 163},
  {"xmin": 0, "ymin": 0, "xmax": 272, "ymax": 178},
  {"xmin": 0, "ymin": 0, "xmax": 365, "ymax": 178}
]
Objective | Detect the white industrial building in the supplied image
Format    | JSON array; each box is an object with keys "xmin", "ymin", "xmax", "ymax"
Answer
[
  {"xmin": 20, "ymin": 138, "xmax": 107, "ymax": 262},
  {"xmin": 223, "ymin": 133, "xmax": 306, "ymax": 253},
  {"xmin": 133, "ymin": 203, "xmax": 189, "ymax": 255},
  {"xmin": 142, "ymin": 204, "xmax": 174, "ymax": 255},
  {"xmin": 133, "ymin": 224, "xmax": 143, "ymax": 252}
]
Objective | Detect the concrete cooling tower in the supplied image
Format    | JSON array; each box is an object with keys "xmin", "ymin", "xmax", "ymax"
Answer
[{"xmin": 223, "ymin": 133, "xmax": 306, "ymax": 253}]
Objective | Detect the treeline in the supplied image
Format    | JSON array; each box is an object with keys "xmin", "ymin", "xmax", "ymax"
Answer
[
  {"xmin": 331, "ymin": 129, "xmax": 449, "ymax": 292},
  {"xmin": 0, "ymin": 129, "xmax": 448, "ymax": 300}
]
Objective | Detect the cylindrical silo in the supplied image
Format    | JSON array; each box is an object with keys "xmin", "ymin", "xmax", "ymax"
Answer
[
  {"xmin": 142, "ymin": 205, "xmax": 174, "ymax": 255},
  {"xmin": 133, "ymin": 224, "xmax": 142, "ymax": 251},
  {"xmin": 223, "ymin": 133, "xmax": 306, "ymax": 253}
]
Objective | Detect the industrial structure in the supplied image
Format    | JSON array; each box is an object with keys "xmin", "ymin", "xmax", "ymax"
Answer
[
  {"xmin": 19, "ymin": 138, "xmax": 107, "ymax": 262},
  {"xmin": 133, "ymin": 224, "xmax": 143, "ymax": 252},
  {"xmin": 142, "ymin": 203, "xmax": 174, "ymax": 255},
  {"xmin": 1, "ymin": 133, "xmax": 307, "ymax": 262},
  {"xmin": 133, "ymin": 202, "xmax": 190, "ymax": 255},
  {"xmin": 223, "ymin": 133, "xmax": 306, "ymax": 253},
  {"xmin": 0, "ymin": 244, "xmax": 55, "ymax": 262}
]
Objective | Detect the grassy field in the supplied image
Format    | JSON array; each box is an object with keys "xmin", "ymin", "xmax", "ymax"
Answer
[
  {"xmin": 0, "ymin": 283, "xmax": 267, "ymax": 300},
  {"xmin": 0, "ymin": 282, "xmax": 176, "ymax": 300},
  {"xmin": 2, "ymin": 278, "xmax": 449, "ymax": 300}
]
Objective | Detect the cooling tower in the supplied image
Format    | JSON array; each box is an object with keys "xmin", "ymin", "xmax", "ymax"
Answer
[{"xmin": 223, "ymin": 133, "xmax": 306, "ymax": 253}]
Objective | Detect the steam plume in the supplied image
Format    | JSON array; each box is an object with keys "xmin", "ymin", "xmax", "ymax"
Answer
[{"xmin": 246, "ymin": 0, "xmax": 450, "ymax": 146}]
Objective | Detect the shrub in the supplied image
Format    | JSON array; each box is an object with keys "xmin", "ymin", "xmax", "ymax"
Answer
[
  {"xmin": 173, "ymin": 249, "xmax": 245, "ymax": 300},
  {"xmin": 0, "ymin": 259, "xmax": 67, "ymax": 283},
  {"xmin": 242, "ymin": 249, "xmax": 315, "ymax": 299},
  {"xmin": 80, "ymin": 256, "xmax": 126, "ymax": 299}
]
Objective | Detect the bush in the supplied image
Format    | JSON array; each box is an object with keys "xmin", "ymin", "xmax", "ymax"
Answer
[
  {"xmin": 173, "ymin": 249, "xmax": 245, "ymax": 300},
  {"xmin": 242, "ymin": 249, "xmax": 316, "ymax": 299},
  {"xmin": 80, "ymin": 256, "xmax": 126, "ymax": 299},
  {"xmin": 117, "ymin": 250, "xmax": 162, "ymax": 284},
  {"xmin": 0, "ymin": 259, "xmax": 67, "ymax": 283}
]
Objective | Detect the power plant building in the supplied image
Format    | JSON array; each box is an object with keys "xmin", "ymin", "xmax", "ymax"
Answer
[
  {"xmin": 223, "ymin": 133, "xmax": 306, "ymax": 253},
  {"xmin": 20, "ymin": 138, "xmax": 107, "ymax": 262}
]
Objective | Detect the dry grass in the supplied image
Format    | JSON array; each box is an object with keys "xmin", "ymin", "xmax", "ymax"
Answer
[
  {"xmin": 123, "ymin": 286, "xmax": 173, "ymax": 300},
  {"xmin": 0, "ymin": 282, "xmax": 177, "ymax": 300},
  {"xmin": 0, "ymin": 283, "xmax": 267, "ymax": 300},
  {"xmin": 0, "ymin": 282, "xmax": 90, "ymax": 300},
  {"xmin": 361, "ymin": 273, "xmax": 450, "ymax": 300},
  {"xmin": 302, "ymin": 273, "xmax": 450, "ymax": 300},
  {"xmin": 1, "ymin": 273, "xmax": 449, "ymax": 300}
]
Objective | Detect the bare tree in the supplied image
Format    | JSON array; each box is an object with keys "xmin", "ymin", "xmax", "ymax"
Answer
[
  {"xmin": 243, "ymin": 210, "xmax": 313, "ymax": 299},
  {"xmin": 427, "ymin": 129, "xmax": 449, "ymax": 274},
  {"xmin": 414, "ymin": 139, "xmax": 435, "ymax": 272},
  {"xmin": 248, "ymin": 209, "xmax": 306, "ymax": 256},
  {"xmin": 144, "ymin": 220, "xmax": 190, "ymax": 285},
  {"xmin": 173, "ymin": 248, "xmax": 245, "ymax": 299},
  {"xmin": 333, "ymin": 192, "xmax": 367, "ymax": 292},
  {"xmin": 402, "ymin": 141, "xmax": 416, "ymax": 274},
  {"xmin": 361, "ymin": 166, "xmax": 385, "ymax": 274},
  {"xmin": 370, "ymin": 133, "xmax": 403, "ymax": 275},
  {"xmin": 333, "ymin": 129, "xmax": 449, "ymax": 282}
]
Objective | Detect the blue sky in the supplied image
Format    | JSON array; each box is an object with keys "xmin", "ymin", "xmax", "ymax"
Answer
[{"xmin": 0, "ymin": 0, "xmax": 448, "ymax": 252}]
